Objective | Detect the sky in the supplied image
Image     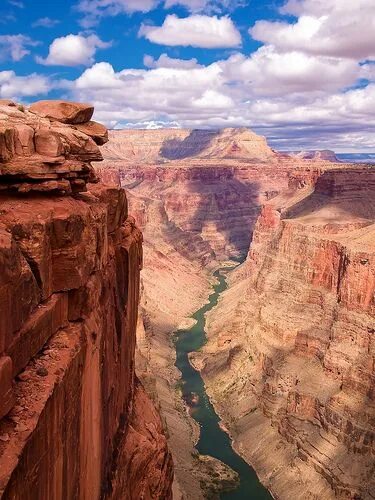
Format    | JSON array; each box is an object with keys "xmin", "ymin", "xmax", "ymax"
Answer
[{"xmin": 0, "ymin": 0, "xmax": 375, "ymax": 152}]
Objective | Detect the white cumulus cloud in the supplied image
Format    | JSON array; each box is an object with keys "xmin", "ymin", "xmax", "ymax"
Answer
[
  {"xmin": 36, "ymin": 34, "xmax": 111, "ymax": 67},
  {"xmin": 250, "ymin": 0, "xmax": 375, "ymax": 60},
  {"xmin": 0, "ymin": 71, "xmax": 50, "ymax": 98},
  {"xmin": 0, "ymin": 34, "xmax": 39, "ymax": 62},
  {"xmin": 139, "ymin": 14, "xmax": 241, "ymax": 48}
]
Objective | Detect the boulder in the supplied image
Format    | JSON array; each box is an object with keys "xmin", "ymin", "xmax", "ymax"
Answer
[
  {"xmin": 74, "ymin": 121, "xmax": 108, "ymax": 145},
  {"xmin": 29, "ymin": 100, "xmax": 94, "ymax": 124},
  {"xmin": 0, "ymin": 100, "xmax": 107, "ymax": 194}
]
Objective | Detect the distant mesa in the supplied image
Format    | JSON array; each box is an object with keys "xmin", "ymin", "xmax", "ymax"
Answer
[
  {"xmin": 289, "ymin": 149, "xmax": 339, "ymax": 162},
  {"xmin": 101, "ymin": 127, "xmax": 277, "ymax": 163}
]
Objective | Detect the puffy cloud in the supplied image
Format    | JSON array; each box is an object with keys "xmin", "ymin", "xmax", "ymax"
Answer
[
  {"xmin": 139, "ymin": 14, "xmax": 241, "ymax": 48},
  {"xmin": 36, "ymin": 34, "xmax": 111, "ymax": 66},
  {"xmin": 32, "ymin": 17, "xmax": 60, "ymax": 28},
  {"xmin": 143, "ymin": 53, "xmax": 202, "ymax": 69},
  {"xmin": 0, "ymin": 34, "xmax": 39, "ymax": 62},
  {"xmin": 6, "ymin": 0, "xmax": 375, "ymax": 151},
  {"xmin": 250, "ymin": 0, "xmax": 375, "ymax": 60},
  {"xmin": 221, "ymin": 48, "xmax": 359, "ymax": 96},
  {"xmin": 66, "ymin": 50, "xmax": 375, "ymax": 151},
  {"xmin": 76, "ymin": 0, "xmax": 159, "ymax": 27},
  {"xmin": 0, "ymin": 70, "xmax": 50, "ymax": 98}
]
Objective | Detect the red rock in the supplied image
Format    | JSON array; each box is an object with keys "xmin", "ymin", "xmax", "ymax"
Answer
[
  {"xmin": 29, "ymin": 100, "xmax": 94, "ymax": 124},
  {"xmin": 0, "ymin": 357, "xmax": 14, "ymax": 419},
  {"xmin": 14, "ymin": 124, "xmax": 34, "ymax": 155},
  {"xmin": 0, "ymin": 126, "xmax": 16, "ymax": 161},
  {"xmin": 0, "ymin": 179, "xmax": 173, "ymax": 499},
  {"xmin": 0, "ymin": 100, "xmax": 107, "ymax": 194},
  {"xmin": 74, "ymin": 121, "xmax": 109, "ymax": 145},
  {"xmin": 34, "ymin": 129, "xmax": 64, "ymax": 157},
  {"xmin": 199, "ymin": 166, "xmax": 375, "ymax": 499}
]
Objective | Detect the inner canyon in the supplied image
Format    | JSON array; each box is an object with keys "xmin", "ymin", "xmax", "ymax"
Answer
[
  {"xmin": 99, "ymin": 127, "xmax": 375, "ymax": 499},
  {"xmin": 0, "ymin": 101, "xmax": 374, "ymax": 500}
]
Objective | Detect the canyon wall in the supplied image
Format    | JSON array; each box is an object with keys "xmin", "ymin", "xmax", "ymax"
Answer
[
  {"xmin": 99, "ymin": 128, "xmax": 349, "ymax": 498},
  {"xmin": 196, "ymin": 166, "xmax": 375, "ymax": 499},
  {"xmin": 0, "ymin": 101, "xmax": 173, "ymax": 499}
]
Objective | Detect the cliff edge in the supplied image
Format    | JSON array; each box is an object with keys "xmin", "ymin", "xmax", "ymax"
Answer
[{"xmin": 0, "ymin": 100, "xmax": 173, "ymax": 499}]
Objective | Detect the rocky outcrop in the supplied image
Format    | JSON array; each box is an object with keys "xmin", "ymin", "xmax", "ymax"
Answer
[
  {"xmin": 197, "ymin": 166, "xmax": 375, "ymax": 499},
  {"xmin": 0, "ymin": 99, "xmax": 108, "ymax": 194},
  {"xmin": 0, "ymin": 101, "xmax": 173, "ymax": 499}
]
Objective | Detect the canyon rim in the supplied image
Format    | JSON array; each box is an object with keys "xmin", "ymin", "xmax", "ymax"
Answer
[{"xmin": 1, "ymin": 0, "xmax": 375, "ymax": 499}]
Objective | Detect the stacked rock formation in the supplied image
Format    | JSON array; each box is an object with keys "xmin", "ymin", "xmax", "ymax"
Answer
[
  {"xmin": 0, "ymin": 101, "xmax": 173, "ymax": 499},
  {"xmin": 0, "ymin": 99, "xmax": 108, "ymax": 194}
]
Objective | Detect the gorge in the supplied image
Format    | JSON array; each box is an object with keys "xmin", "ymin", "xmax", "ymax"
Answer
[{"xmin": 98, "ymin": 127, "xmax": 375, "ymax": 499}]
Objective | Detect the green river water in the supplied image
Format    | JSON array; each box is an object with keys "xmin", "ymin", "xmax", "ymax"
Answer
[{"xmin": 175, "ymin": 269, "xmax": 272, "ymax": 500}]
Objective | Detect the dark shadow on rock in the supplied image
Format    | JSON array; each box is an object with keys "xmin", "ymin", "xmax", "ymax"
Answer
[
  {"xmin": 188, "ymin": 167, "xmax": 262, "ymax": 259},
  {"xmin": 160, "ymin": 130, "xmax": 221, "ymax": 160}
]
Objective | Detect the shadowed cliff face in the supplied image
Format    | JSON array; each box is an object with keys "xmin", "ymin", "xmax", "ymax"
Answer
[
  {"xmin": 0, "ymin": 101, "xmax": 173, "ymax": 500},
  {"xmin": 161, "ymin": 130, "xmax": 221, "ymax": 160}
]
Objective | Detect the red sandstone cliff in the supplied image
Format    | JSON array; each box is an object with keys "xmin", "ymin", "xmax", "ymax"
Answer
[
  {"xmin": 196, "ymin": 166, "xmax": 375, "ymax": 499},
  {"xmin": 0, "ymin": 100, "xmax": 173, "ymax": 499}
]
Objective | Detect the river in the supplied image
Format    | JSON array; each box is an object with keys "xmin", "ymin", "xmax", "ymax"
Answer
[{"xmin": 175, "ymin": 269, "xmax": 272, "ymax": 499}]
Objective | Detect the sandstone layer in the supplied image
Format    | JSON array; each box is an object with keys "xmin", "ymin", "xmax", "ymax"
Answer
[
  {"xmin": 0, "ymin": 102, "xmax": 173, "ymax": 499},
  {"xmin": 196, "ymin": 166, "xmax": 375, "ymax": 499}
]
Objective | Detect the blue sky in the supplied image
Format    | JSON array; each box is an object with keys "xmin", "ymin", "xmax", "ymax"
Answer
[{"xmin": 1, "ymin": 0, "xmax": 374, "ymax": 151}]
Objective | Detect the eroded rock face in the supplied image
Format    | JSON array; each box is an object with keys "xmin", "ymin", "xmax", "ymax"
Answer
[
  {"xmin": 0, "ymin": 100, "xmax": 107, "ymax": 194},
  {"xmin": 197, "ymin": 166, "xmax": 375, "ymax": 499},
  {"xmin": 0, "ymin": 101, "xmax": 173, "ymax": 499}
]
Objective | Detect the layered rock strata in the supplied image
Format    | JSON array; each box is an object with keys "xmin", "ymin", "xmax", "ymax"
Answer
[
  {"xmin": 0, "ymin": 99, "xmax": 108, "ymax": 194},
  {"xmin": 98, "ymin": 128, "xmax": 360, "ymax": 498},
  {"xmin": 0, "ymin": 101, "xmax": 173, "ymax": 499},
  {"xmin": 196, "ymin": 166, "xmax": 375, "ymax": 499}
]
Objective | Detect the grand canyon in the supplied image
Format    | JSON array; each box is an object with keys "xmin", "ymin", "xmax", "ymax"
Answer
[
  {"xmin": 1, "ymin": 97, "xmax": 374, "ymax": 499},
  {"xmin": 98, "ymin": 127, "xmax": 374, "ymax": 499}
]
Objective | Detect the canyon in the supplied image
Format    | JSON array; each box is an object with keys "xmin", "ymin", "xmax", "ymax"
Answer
[
  {"xmin": 1, "ymin": 101, "xmax": 373, "ymax": 500},
  {"xmin": 0, "ymin": 100, "xmax": 173, "ymax": 499},
  {"xmin": 99, "ymin": 127, "xmax": 374, "ymax": 499}
]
